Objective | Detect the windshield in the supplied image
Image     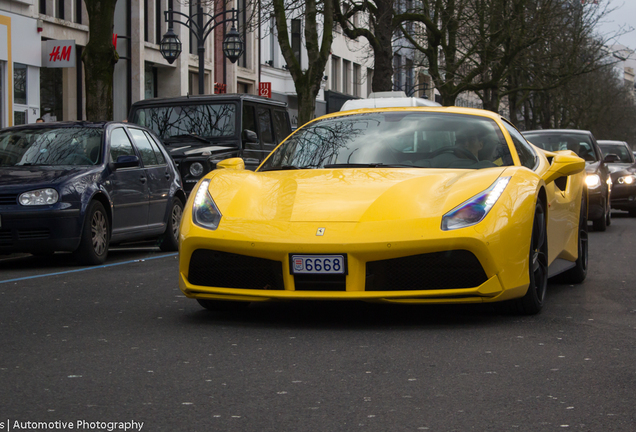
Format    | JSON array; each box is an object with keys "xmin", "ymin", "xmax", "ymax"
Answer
[
  {"xmin": 524, "ymin": 133, "xmax": 598, "ymax": 162},
  {"xmin": 130, "ymin": 103, "xmax": 237, "ymax": 141},
  {"xmin": 0, "ymin": 127, "xmax": 103, "ymax": 167},
  {"xmin": 259, "ymin": 112, "xmax": 513, "ymax": 171},
  {"xmin": 599, "ymin": 144, "xmax": 634, "ymax": 163}
]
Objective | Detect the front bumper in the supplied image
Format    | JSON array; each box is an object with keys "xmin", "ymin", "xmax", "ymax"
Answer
[
  {"xmin": 178, "ymin": 219, "xmax": 533, "ymax": 305},
  {"xmin": 609, "ymin": 183, "xmax": 636, "ymax": 210},
  {"xmin": 0, "ymin": 206, "xmax": 82, "ymax": 253}
]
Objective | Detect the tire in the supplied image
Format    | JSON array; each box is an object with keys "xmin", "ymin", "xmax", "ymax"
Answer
[
  {"xmin": 159, "ymin": 198, "xmax": 184, "ymax": 252},
  {"xmin": 629, "ymin": 210, "xmax": 636, "ymax": 217},
  {"xmin": 196, "ymin": 299, "xmax": 250, "ymax": 311},
  {"xmin": 592, "ymin": 201, "xmax": 607, "ymax": 232},
  {"xmin": 510, "ymin": 200, "xmax": 548, "ymax": 315},
  {"xmin": 558, "ymin": 190, "xmax": 588, "ymax": 284},
  {"xmin": 73, "ymin": 201, "xmax": 109, "ymax": 265},
  {"xmin": 605, "ymin": 198, "xmax": 612, "ymax": 226}
]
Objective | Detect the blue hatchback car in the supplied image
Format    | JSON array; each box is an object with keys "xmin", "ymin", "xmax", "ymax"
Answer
[{"xmin": 0, "ymin": 121, "xmax": 186, "ymax": 264}]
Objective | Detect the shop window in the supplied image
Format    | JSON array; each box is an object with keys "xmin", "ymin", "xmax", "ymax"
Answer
[
  {"xmin": 14, "ymin": 111, "xmax": 26, "ymax": 126},
  {"xmin": 14, "ymin": 64, "xmax": 27, "ymax": 105},
  {"xmin": 0, "ymin": 62, "xmax": 3, "ymax": 128},
  {"xmin": 40, "ymin": 67, "xmax": 63, "ymax": 122},
  {"xmin": 145, "ymin": 64, "xmax": 157, "ymax": 99}
]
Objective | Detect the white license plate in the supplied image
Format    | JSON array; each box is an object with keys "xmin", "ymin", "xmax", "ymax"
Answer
[{"xmin": 290, "ymin": 255, "xmax": 346, "ymax": 275}]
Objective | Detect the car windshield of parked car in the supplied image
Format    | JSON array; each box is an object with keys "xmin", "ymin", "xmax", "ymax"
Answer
[
  {"xmin": 524, "ymin": 133, "xmax": 598, "ymax": 162},
  {"xmin": 0, "ymin": 127, "xmax": 104, "ymax": 167},
  {"xmin": 130, "ymin": 103, "xmax": 237, "ymax": 142},
  {"xmin": 259, "ymin": 112, "xmax": 514, "ymax": 171},
  {"xmin": 599, "ymin": 144, "xmax": 634, "ymax": 163}
]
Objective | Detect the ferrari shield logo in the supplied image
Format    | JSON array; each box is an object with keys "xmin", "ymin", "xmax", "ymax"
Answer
[
  {"xmin": 294, "ymin": 258, "xmax": 303, "ymax": 271},
  {"xmin": 316, "ymin": 228, "xmax": 325, "ymax": 236}
]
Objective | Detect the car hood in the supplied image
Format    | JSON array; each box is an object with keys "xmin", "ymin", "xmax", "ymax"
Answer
[
  {"xmin": 0, "ymin": 166, "xmax": 98, "ymax": 190},
  {"xmin": 205, "ymin": 167, "xmax": 509, "ymax": 222},
  {"xmin": 607, "ymin": 163, "xmax": 636, "ymax": 174}
]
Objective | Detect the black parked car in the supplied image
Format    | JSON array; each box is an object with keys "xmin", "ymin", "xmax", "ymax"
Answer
[
  {"xmin": 128, "ymin": 94, "xmax": 292, "ymax": 193},
  {"xmin": 0, "ymin": 121, "xmax": 186, "ymax": 264},
  {"xmin": 522, "ymin": 129, "xmax": 612, "ymax": 231},
  {"xmin": 598, "ymin": 140, "xmax": 636, "ymax": 215}
]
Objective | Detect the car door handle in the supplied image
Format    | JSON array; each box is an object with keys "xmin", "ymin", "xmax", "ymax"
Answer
[
  {"xmin": 140, "ymin": 175, "xmax": 147, "ymax": 184},
  {"xmin": 165, "ymin": 172, "xmax": 171, "ymax": 180}
]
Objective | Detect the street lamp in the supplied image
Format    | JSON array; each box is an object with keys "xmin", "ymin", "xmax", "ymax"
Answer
[{"xmin": 160, "ymin": 3, "xmax": 244, "ymax": 94}]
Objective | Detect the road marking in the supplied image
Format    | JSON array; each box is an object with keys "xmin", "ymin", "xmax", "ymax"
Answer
[{"xmin": 0, "ymin": 253, "xmax": 178, "ymax": 284}]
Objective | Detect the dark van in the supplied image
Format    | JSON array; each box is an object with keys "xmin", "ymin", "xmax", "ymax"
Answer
[{"xmin": 128, "ymin": 94, "xmax": 292, "ymax": 192}]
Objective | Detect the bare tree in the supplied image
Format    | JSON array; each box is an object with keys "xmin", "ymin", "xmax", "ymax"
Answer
[{"xmin": 82, "ymin": 0, "xmax": 119, "ymax": 121}]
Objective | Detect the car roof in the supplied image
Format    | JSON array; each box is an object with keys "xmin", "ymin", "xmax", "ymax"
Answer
[
  {"xmin": 0, "ymin": 121, "xmax": 130, "ymax": 132},
  {"xmin": 522, "ymin": 129, "xmax": 593, "ymax": 136},
  {"xmin": 130, "ymin": 93, "xmax": 288, "ymax": 109},
  {"xmin": 316, "ymin": 105, "xmax": 503, "ymax": 122},
  {"xmin": 597, "ymin": 140, "xmax": 628, "ymax": 146}
]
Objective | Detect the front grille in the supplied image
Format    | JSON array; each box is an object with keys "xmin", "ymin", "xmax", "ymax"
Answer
[
  {"xmin": 294, "ymin": 274, "xmax": 347, "ymax": 291},
  {"xmin": 0, "ymin": 194, "xmax": 18, "ymax": 205},
  {"xmin": 18, "ymin": 229, "xmax": 50, "ymax": 240},
  {"xmin": 365, "ymin": 250, "xmax": 488, "ymax": 291},
  {"xmin": 188, "ymin": 249, "xmax": 284, "ymax": 290},
  {"xmin": 0, "ymin": 230, "xmax": 12, "ymax": 244}
]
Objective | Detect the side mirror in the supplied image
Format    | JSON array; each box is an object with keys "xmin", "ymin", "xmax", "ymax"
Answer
[
  {"xmin": 543, "ymin": 152, "xmax": 586, "ymax": 184},
  {"xmin": 112, "ymin": 155, "xmax": 140, "ymax": 170},
  {"xmin": 217, "ymin": 157, "xmax": 245, "ymax": 170},
  {"xmin": 604, "ymin": 153, "xmax": 620, "ymax": 163},
  {"xmin": 243, "ymin": 129, "xmax": 259, "ymax": 143}
]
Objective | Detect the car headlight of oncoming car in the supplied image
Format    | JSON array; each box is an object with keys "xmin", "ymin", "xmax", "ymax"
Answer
[
  {"xmin": 19, "ymin": 188, "xmax": 59, "ymax": 206},
  {"xmin": 192, "ymin": 179, "xmax": 222, "ymax": 230},
  {"xmin": 585, "ymin": 174, "xmax": 601, "ymax": 189},
  {"xmin": 617, "ymin": 175, "xmax": 633, "ymax": 184},
  {"xmin": 441, "ymin": 177, "xmax": 511, "ymax": 231}
]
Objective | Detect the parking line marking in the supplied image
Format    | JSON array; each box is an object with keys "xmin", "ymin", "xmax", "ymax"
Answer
[{"xmin": 0, "ymin": 253, "xmax": 178, "ymax": 284}]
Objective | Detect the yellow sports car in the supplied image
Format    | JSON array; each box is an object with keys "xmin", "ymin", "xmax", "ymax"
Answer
[{"xmin": 178, "ymin": 107, "xmax": 587, "ymax": 315}]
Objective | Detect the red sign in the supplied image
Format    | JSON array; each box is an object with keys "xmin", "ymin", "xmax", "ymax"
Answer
[
  {"xmin": 41, "ymin": 40, "xmax": 76, "ymax": 68},
  {"xmin": 214, "ymin": 83, "xmax": 227, "ymax": 94},
  {"xmin": 259, "ymin": 82, "xmax": 272, "ymax": 98}
]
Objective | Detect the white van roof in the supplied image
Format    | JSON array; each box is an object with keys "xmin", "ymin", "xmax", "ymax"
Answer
[{"xmin": 340, "ymin": 91, "xmax": 441, "ymax": 111}]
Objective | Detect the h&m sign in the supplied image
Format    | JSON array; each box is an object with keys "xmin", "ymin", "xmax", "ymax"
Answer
[{"xmin": 41, "ymin": 40, "xmax": 76, "ymax": 68}]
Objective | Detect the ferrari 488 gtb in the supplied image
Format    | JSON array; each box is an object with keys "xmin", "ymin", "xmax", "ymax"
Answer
[{"xmin": 178, "ymin": 107, "xmax": 587, "ymax": 315}]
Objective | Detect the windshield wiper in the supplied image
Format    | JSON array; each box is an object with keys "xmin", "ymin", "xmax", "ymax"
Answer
[
  {"xmin": 323, "ymin": 163, "xmax": 419, "ymax": 168},
  {"xmin": 169, "ymin": 134, "xmax": 212, "ymax": 144},
  {"xmin": 260, "ymin": 165, "xmax": 313, "ymax": 172}
]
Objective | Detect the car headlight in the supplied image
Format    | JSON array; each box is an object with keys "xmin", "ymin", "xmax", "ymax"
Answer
[
  {"xmin": 585, "ymin": 174, "xmax": 601, "ymax": 189},
  {"xmin": 442, "ymin": 177, "xmax": 511, "ymax": 231},
  {"xmin": 19, "ymin": 188, "xmax": 59, "ymax": 206},
  {"xmin": 618, "ymin": 175, "xmax": 633, "ymax": 185},
  {"xmin": 192, "ymin": 179, "xmax": 222, "ymax": 230},
  {"xmin": 189, "ymin": 162, "xmax": 204, "ymax": 177}
]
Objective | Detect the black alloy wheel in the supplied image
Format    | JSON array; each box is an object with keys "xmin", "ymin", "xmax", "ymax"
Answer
[
  {"xmin": 511, "ymin": 200, "xmax": 548, "ymax": 315},
  {"xmin": 558, "ymin": 190, "xmax": 588, "ymax": 283}
]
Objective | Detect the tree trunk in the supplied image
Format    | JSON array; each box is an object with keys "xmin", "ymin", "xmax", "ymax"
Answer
[
  {"xmin": 371, "ymin": 0, "xmax": 395, "ymax": 92},
  {"xmin": 82, "ymin": 0, "xmax": 119, "ymax": 121}
]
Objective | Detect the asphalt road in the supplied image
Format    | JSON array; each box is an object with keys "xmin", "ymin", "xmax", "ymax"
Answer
[{"xmin": 1, "ymin": 215, "xmax": 635, "ymax": 432}]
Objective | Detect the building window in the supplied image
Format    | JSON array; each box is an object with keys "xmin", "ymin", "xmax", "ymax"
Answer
[
  {"xmin": 189, "ymin": 1, "xmax": 196, "ymax": 55},
  {"xmin": 144, "ymin": 0, "xmax": 149, "ymax": 42},
  {"xmin": 291, "ymin": 19, "xmax": 301, "ymax": 69},
  {"xmin": 393, "ymin": 54, "xmax": 402, "ymax": 91},
  {"xmin": 343, "ymin": 60, "xmax": 351, "ymax": 94},
  {"xmin": 331, "ymin": 56, "xmax": 340, "ymax": 92},
  {"xmin": 269, "ymin": 15, "xmax": 276, "ymax": 67},
  {"xmin": 367, "ymin": 68, "xmax": 373, "ymax": 95},
  {"xmin": 40, "ymin": 0, "xmax": 46, "ymax": 15},
  {"xmin": 0, "ymin": 62, "xmax": 4, "ymax": 127},
  {"xmin": 145, "ymin": 64, "xmax": 157, "ymax": 99},
  {"xmin": 405, "ymin": 59, "xmax": 413, "ymax": 96},
  {"xmin": 353, "ymin": 64, "xmax": 361, "ymax": 97},
  {"xmin": 74, "ymin": 0, "xmax": 82, "ymax": 24},
  {"xmin": 14, "ymin": 63, "xmax": 27, "ymax": 105},
  {"xmin": 238, "ymin": 0, "xmax": 248, "ymax": 68},
  {"xmin": 56, "ymin": 0, "xmax": 65, "ymax": 20},
  {"xmin": 155, "ymin": 0, "xmax": 162, "ymax": 44}
]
